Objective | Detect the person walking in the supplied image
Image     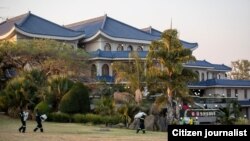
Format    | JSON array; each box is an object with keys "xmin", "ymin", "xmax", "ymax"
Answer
[
  {"xmin": 33, "ymin": 109, "xmax": 43, "ymax": 132},
  {"xmin": 18, "ymin": 107, "xmax": 28, "ymax": 133},
  {"xmin": 136, "ymin": 114, "xmax": 146, "ymax": 134}
]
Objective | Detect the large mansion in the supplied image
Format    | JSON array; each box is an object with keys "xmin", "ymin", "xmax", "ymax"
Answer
[{"xmin": 1, "ymin": 12, "xmax": 250, "ymax": 121}]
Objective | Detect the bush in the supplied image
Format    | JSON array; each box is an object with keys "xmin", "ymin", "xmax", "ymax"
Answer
[
  {"xmin": 59, "ymin": 82, "xmax": 90, "ymax": 114},
  {"xmin": 72, "ymin": 114, "xmax": 87, "ymax": 123},
  {"xmin": 34, "ymin": 101, "xmax": 51, "ymax": 115},
  {"xmin": 72, "ymin": 113, "xmax": 123, "ymax": 125},
  {"xmin": 48, "ymin": 112, "xmax": 71, "ymax": 122},
  {"xmin": 234, "ymin": 117, "xmax": 250, "ymax": 125}
]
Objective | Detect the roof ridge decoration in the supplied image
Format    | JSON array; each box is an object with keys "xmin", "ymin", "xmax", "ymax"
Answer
[
  {"xmin": 141, "ymin": 26, "xmax": 162, "ymax": 35},
  {"xmin": 101, "ymin": 14, "xmax": 108, "ymax": 29},
  {"xmin": 16, "ymin": 12, "xmax": 31, "ymax": 26},
  {"xmin": 66, "ymin": 15, "xmax": 106, "ymax": 28}
]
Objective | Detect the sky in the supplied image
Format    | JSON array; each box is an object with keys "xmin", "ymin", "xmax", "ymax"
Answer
[{"xmin": 0, "ymin": 0, "xmax": 249, "ymax": 66}]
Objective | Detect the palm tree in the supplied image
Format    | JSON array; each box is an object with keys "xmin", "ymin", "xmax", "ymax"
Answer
[
  {"xmin": 217, "ymin": 101, "xmax": 241, "ymax": 125},
  {"xmin": 112, "ymin": 52, "xmax": 146, "ymax": 105},
  {"xmin": 146, "ymin": 29, "xmax": 197, "ymax": 123},
  {"xmin": 45, "ymin": 76, "xmax": 74, "ymax": 112}
]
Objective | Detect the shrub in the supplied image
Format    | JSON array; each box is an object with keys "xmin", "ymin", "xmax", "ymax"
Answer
[
  {"xmin": 72, "ymin": 114, "xmax": 87, "ymax": 123},
  {"xmin": 73, "ymin": 113, "xmax": 123, "ymax": 125},
  {"xmin": 48, "ymin": 112, "xmax": 71, "ymax": 122},
  {"xmin": 59, "ymin": 82, "xmax": 90, "ymax": 114},
  {"xmin": 34, "ymin": 101, "xmax": 51, "ymax": 115},
  {"xmin": 234, "ymin": 117, "xmax": 250, "ymax": 125}
]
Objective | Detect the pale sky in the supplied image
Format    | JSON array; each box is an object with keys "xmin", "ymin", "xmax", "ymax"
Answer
[{"xmin": 0, "ymin": 0, "xmax": 249, "ymax": 66}]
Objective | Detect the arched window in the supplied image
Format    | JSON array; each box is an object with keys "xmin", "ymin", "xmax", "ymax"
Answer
[
  {"xmin": 137, "ymin": 46, "xmax": 143, "ymax": 51},
  {"xmin": 201, "ymin": 73, "xmax": 205, "ymax": 81},
  {"xmin": 91, "ymin": 64, "xmax": 97, "ymax": 78},
  {"xmin": 102, "ymin": 64, "xmax": 109, "ymax": 76},
  {"xmin": 104, "ymin": 43, "xmax": 111, "ymax": 51},
  {"xmin": 195, "ymin": 71, "xmax": 199, "ymax": 81},
  {"xmin": 117, "ymin": 44, "xmax": 124, "ymax": 51},
  {"xmin": 127, "ymin": 45, "xmax": 133, "ymax": 51}
]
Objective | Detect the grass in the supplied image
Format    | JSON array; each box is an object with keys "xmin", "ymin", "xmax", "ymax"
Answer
[{"xmin": 0, "ymin": 114, "xmax": 167, "ymax": 141}]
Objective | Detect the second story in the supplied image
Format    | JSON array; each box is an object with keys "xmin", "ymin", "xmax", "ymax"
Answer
[
  {"xmin": 66, "ymin": 14, "xmax": 198, "ymax": 58},
  {"xmin": 184, "ymin": 60, "xmax": 231, "ymax": 81}
]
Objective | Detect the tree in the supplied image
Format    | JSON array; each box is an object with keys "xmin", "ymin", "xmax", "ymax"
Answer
[
  {"xmin": 112, "ymin": 52, "xmax": 146, "ymax": 105},
  {"xmin": 0, "ymin": 69, "xmax": 47, "ymax": 116},
  {"xmin": 0, "ymin": 39, "xmax": 89, "ymax": 83},
  {"xmin": 228, "ymin": 60, "xmax": 250, "ymax": 80},
  {"xmin": 0, "ymin": 39, "xmax": 90, "ymax": 115},
  {"xmin": 94, "ymin": 96, "xmax": 115, "ymax": 116},
  {"xmin": 146, "ymin": 29, "xmax": 197, "ymax": 123},
  {"xmin": 45, "ymin": 76, "xmax": 74, "ymax": 112}
]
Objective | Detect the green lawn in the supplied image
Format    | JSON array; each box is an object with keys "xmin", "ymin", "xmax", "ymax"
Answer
[{"xmin": 0, "ymin": 114, "xmax": 167, "ymax": 141}]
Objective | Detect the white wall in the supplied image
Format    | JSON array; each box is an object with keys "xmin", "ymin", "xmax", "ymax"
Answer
[{"xmin": 84, "ymin": 37, "xmax": 102, "ymax": 51}]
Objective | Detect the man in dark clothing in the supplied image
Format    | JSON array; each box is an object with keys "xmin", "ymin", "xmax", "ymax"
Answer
[
  {"xmin": 18, "ymin": 108, "xmax": 26, "ymax": 133},
  {"xmin": 33, "ymin": 109, "xmax": 43, "ymax": 132},
  {"xmin": 136, "ymin": 114, "xmax": 146, "ymax": 134}
]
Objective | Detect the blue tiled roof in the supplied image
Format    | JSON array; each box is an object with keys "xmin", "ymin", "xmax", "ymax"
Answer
[
  {"xmin": 67, "ymin": 15, "xmax": 159, "ymax": 41},
  {"xmin": 67, "ymin": 16, "xmax": 104, "ymax": 38},
  {"xmin": 238, "ymin": 100, "xmax": 250, "ymax": 106},
  {"xmin": 212, "ymin": 64, "xmax": 232, "ymax": 71},
  {"xmin": 90, "ymin": 49, "xmax": 147, "ymax": 59},
  {"xmin": 96, "ymin": 75, "xmax": 115, "ymax": 82},
  {"xmin": 142, "ymin": 27, "xmax": 198, "ymax": 50},
  {"xmin": 103, "ymin": 16, "xmax": 159, "ymax": 41},
  {"xmin": 190, "ymin": 79, "xmax": 250, "ymax": 87},
  {"xmin": 185, "ymin": 60, "xmax": 214, "ymax": 68},
  {"xmin": 67, "ymin": 15, "xmax": 198, "ymax": 49},
  {"xmin": 185, "ymin": 60, "xmax": 231, "ymax": 71},
  {"xmin": 180, "ymin": 40, "xmax": 198, "ymax": 50},
  {"xmin": 0, "ymin": 12, "xmax": 84, "ymax": 39}
]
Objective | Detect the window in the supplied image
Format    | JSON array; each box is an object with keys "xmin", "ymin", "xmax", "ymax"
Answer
[
  {"xmin": 127, "ymin": 45, "xmax": 133, "ymax": 51},
  {"xmin": 91, "ymin": 64, "xmax": 97, "ymax": 78},
  {"xmin": 244, "ymin": 89, "xmax": 248, "ymax": 99},
  {"xmin": 226, "ymin": 89, "xmax": 231, "ymax": 97},
  {"xmin": 137, "ymin": 46, "xmax": 143, "ymax": 51},
  {"xmin": 102, "ymin": 64, "xmax": 109, "ymax": 76},
  {"xmin": 225, "ymin": 73, "xmax": 227, "ymax": 78},
  {"xmin": 117, "ymin": 44, "xmax": 124, "ymax": 51},
  {"xmin": 235, "ymin": 89, "xmax": 238, "ymax": 97},
  {"xmin": 218, "ymin": 74, "xmax": 221, "ymax": 79},
  {"xmin": 104, "ymin": 43, "xmax": 111, "ymax": 51},
  {"xmin": 195, "ymin": 71, "xmax": 199, "ymax": 81},
  {"xmin": 201, "ymin": 73, "xmax": 205, "ymax": 81}
]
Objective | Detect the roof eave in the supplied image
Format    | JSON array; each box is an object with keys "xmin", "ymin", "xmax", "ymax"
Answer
[
  {"xmin": 0, "ymin": 27, "xmax": 16, "ymax": 40},
  {"xmin": 83, "ymin": 30, "xmax": 152, "ymax": 44},
  {"xmin": 188, "ymin": 85, "xmax": 250, "ymax": 88},
  {"xmin": 190, "ymin": 45, "xmax": 198, "ymax": 51},
  {"xmin": 15, "ymin": 26, "xmax": 85, "ymax": 41},
  {"xmin": 183, "ymin": 65, "xmax": 214, "ymax": 69}
]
